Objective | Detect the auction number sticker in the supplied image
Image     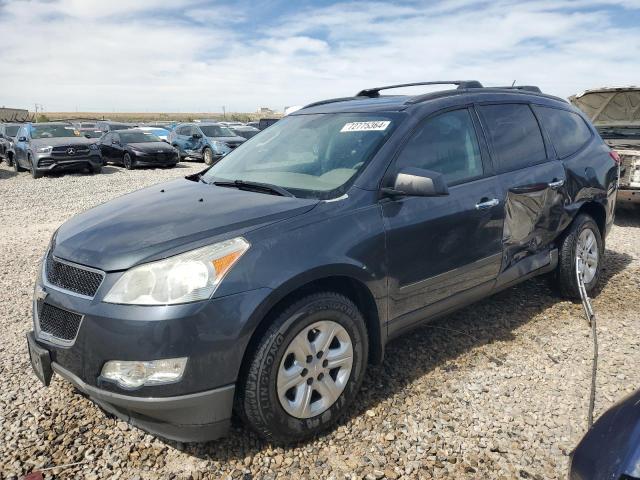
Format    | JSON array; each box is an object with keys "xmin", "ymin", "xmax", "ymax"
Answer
[{"xmin": 340, "ymin": 121, "xmax": 390, "ymax": 133}]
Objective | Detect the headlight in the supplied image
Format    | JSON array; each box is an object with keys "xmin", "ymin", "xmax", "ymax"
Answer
[
  {"xmin": 130, "ymin": 148, "xmax": 147, "ymax": 156},
  {"xmin": 89, "ymin": 143, "xmax": 99, "ymax": 150},
  {"xmin": 103, "ymin": 237, "xmax": 250, "ymax": 305},
  {"xmin": 36, "ymin": 146, "xmax": 52, "ymax": 153}
]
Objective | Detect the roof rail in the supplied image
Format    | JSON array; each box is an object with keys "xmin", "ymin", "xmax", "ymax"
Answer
[
  {"xmin": 301, "ymin": 96, "xmax": 359, "ymax": 110},
  {"xmin": 356, "ymin": 80, "xmax": 483, "ymax": 98},
  {"xmin": 493, "ymin": 85, "xmax": 542, "ymax": 93}
]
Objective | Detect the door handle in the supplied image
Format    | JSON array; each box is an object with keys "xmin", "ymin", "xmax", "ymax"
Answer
[
  {"xmin": 548, "ymin": 179, "xmax": 565, "ymax": 189},
  {"xmin": 475, "ymin": 198, "xmax": 499, "ymax": 210}
]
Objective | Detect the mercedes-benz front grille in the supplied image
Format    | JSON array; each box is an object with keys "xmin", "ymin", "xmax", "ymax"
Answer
[{"xmin": 45, "ymin": 252, "xmax": 104, "ymax": 298}]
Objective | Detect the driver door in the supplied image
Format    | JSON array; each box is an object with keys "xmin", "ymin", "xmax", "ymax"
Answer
[{"xmin": 383, "ymin": 107, "xmax": 505, "ymax": 334}]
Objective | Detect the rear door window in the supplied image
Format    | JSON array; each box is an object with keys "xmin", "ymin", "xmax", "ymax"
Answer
[
  {"xmin": 395, "ymin": 108, "xmax": 483, "ymax": 185},
  {"xmin": 535, "ymin": 106, "xmax": 593, "ymax": 158},
  {"xmin": 478, "ymin": 104, "xmax": 547, "ymax": 173}
]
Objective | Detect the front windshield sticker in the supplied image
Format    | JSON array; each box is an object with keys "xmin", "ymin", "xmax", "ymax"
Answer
[{"xmin": 340, "ymin": 121, "xmax": 390, "ymax": 133}]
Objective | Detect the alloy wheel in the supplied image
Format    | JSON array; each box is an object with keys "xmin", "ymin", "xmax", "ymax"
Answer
[
  {"xmin": 576, "ymin": 228, "xmax": 598, "ymax": 284},
  {"xmin": 276, "ymin": 320, "xmax": 353, "ymax": 419}
]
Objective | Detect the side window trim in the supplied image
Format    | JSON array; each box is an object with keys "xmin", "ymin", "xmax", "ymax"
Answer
[{"xmin": 389, "ymin": 106, "xmax": 487, "ymax": 188}]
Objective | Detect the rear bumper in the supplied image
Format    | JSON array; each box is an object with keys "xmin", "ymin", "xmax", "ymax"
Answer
[
  {"xmin": 617, "ymin": 188, "xmax": 640, "ymax": 204},
  {"xmin": 51, "ymin": 358, "xmax": 235, "ymax": 442}
]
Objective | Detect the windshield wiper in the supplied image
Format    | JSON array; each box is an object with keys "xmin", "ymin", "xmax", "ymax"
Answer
[{"xmin": 213, "ymin": 180, "xmax": 294, "ymax": 197}]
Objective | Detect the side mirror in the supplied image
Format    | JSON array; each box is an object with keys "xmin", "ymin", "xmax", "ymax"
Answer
[
  {"xmin": 18, "ymin": 136, "xmax": 27, "ymax": 142},
  {"xmin": 192, "ymin": 133, "xmax": 202, "ymax": 139},
  {"xmin": 162, "ymin": 139, "xmax": 169, "ymax": 143},
  {"xmin": 382, "ymin": 167, "xmax": 449, "ymax": 197}
]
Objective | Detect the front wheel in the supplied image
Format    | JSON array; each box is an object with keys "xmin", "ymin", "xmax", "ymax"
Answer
[
  {"xmin": 123, "ymin": 153, "xmax": 133, "ymax": 170},
  {"xmin": 12, "ymin": 155, "xmax": 23, "ymax": 172},
  {"xmin": 236, "ymin": 292, "xmax": 368, "ymax": 443},
  {"xmin": 552, "ymin": 213, "xmax": 603, "ymax": 299},
  {"xmin": 203, "ymin": 147, "xmax": 214, "ymax": 165},
  {"xmin": 30, "ymin": 157, "xmax": 42, "ymax": 179}
]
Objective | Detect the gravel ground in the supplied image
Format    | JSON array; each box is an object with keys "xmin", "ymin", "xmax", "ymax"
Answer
[{"xmin": 1, "ymin": 161, "xmax": 639, "ymax": 480}]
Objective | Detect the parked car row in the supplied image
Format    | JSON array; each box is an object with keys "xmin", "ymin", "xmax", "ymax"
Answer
[{"xmin": 0, "ymin": 117, "xmax": 277, "ymax": 178}]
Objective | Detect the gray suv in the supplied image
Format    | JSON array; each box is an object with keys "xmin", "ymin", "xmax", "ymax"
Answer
[{"xmin": 13, "ymin": 123, "xmax": 103, "ymax": 178}]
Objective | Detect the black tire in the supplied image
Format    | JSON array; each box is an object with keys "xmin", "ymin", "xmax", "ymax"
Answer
[
  {"xmin": 236, "ymin": 292, "xmax": 368, "ymax": 443},
  {"xmin": 172, "ymin": 145, "xmax": 183, "ymax": 160},
  {"xmin": 552, "ymin": 213, "xmax": 603, "ymax": 299},
  {"xmin": 91, "ymin": 164, "xmax": 102, "ymax": 174},
  {"xmin": 203, "ymin": 147, "xmax": 214, "ymax": 165},
  {"xmin": 123, "ymin": 153, "xmax": 133, "ymax": 170},
  {"xmin": 12, "ymin": 155, "xmax": 23, "ymax": 172},
  {"xmin": 30, "ymin": 156, "xmax": 43, "ymax": 179}
]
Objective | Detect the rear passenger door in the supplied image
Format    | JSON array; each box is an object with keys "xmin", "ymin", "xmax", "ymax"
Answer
[
  {"xmin": 383, "ymin": 107, "xmax": 505, "ymax": 327},
  {"xmin": 477, "ymin": 103, "xmax": 566, "ymax": 273}
]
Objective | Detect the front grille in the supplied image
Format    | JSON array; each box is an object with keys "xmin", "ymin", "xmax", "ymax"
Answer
[
  {"xmin": 52, "ymin": 145, "xmax": 90, "ymax": 153},
  {"xmin": 45, "ymin": 253, "xmax": 104, "ymax": 298},
  {"xmin": 38, "ymin": 303, "xmax": 82, "ymax": 342}
]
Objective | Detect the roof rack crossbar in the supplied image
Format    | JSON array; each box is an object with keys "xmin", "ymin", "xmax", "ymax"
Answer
[{"xmin": 356, "ymin": 80, "xmax": 483, "ymax": 98}]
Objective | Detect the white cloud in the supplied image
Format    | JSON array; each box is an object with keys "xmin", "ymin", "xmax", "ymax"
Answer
[{"xmin": 0, "ymin": 0, "xmax": 638, "ymax": 112}]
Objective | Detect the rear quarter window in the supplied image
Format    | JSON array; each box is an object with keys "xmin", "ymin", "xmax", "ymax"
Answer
[
  {"xmin": 535, "ymin": 106, "xmax": 593, "ymax": 159},
  {"xmin": 478, "ymin": 103, "xmax": 547, "ymax": 173}
]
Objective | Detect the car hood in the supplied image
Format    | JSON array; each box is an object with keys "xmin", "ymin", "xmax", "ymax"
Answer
[
  {"xmin": 30, "ymin": 137, "xmax": 95, "ymax": 147},
  {"xmin": 52, "ymin": 178, "xmax": 319, "ymax": 271},
  {"xmin": 570, "ymin": 88, "xmax": 640, "ymax": 126},
  {"xmin": 127, "ymin": 142, "xmax": 174, "ymax": 152}
]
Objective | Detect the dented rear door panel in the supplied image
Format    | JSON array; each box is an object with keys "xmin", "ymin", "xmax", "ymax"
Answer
[{"xmin": 498, "ymin": 160, "xmax": 569, "ymax": 270}]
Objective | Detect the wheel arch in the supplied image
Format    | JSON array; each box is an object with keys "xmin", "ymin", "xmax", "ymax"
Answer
[
  {"xmin": 576, "ymin": 200, "xmax": 606, "ymax": 241},
  {"xmin": 240, "ymin": 270, "xmax": 385, "ymax": 384}
]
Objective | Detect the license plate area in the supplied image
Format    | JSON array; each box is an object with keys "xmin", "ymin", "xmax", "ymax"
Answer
[{"xmin": 27, "ymin": 332, "xmax": 53, "ymax": 386}]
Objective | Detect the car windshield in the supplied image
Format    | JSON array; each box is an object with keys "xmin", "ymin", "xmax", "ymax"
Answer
[
  {"xmin": 80, "ymin": 123, "xmax": 96, "ymax": 128},
  {"xmin": 120, "ymin": 131, "xmax": 161, "ymax": 143},
  {"xmin": 6, "ymin": 126, "xmax": 19, "ymax": 136},
  {"xmin": 109, "ymin": 124, "xmax": 130, "ymax": 131},
  {"xmin": 31, "ymin": 124, "xmax": 79, "ymax": 139},
  {"xmin": 204, "ymin": 113, "xmax": 402, "ymax": 199},
  {"xmin": 598, "ymin": 126, "xmax": 640, "ymax": 139},
  {"xmin": 200, "ymin": 125, "xmax": 236, "ymax": 137}
]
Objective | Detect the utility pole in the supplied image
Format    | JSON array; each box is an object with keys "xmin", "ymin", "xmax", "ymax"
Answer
[{"xmin": 222, "ymin": 106, "xmax": 226, "ymax": 120}]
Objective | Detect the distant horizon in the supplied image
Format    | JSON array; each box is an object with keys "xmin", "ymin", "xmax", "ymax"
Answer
[{"xmin": 1, "ymin": 0, "xmax": 639, "ymax": 111}]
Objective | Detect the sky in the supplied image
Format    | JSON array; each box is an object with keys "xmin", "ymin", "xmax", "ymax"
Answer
[{"xmin": 0, "ymin": 0, "xmax": 639, "ymax": 113}]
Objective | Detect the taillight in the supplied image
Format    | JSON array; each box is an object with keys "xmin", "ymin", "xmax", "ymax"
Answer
[{"xmin": 609, "ymin": 150, "xmax": 621, "ymax": 165}]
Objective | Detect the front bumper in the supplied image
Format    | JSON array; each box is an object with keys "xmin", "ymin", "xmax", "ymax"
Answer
[
  {"xmin": 29, "ymin": 265, "xmax": 272, "ymax": 441},
  {"xmin": 617, "ymin": 188, "xmax": 640, "ymax": 204},
  {"xmin": 49, "ymin": 353, "xmax": 235, "ymax": 442},
  {"xmin": 34, "ymin": 153, "xmax": 102, "ymax": 172}
]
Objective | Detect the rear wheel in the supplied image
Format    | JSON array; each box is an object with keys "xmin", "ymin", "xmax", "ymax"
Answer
[
  {"xmin": 203, "ymin": 147, "xmax": 214, "ymax": 165},
  {"xmin": 552, "ymin": 213, "xmax": 603, "ymax": 299},
  {"xmin": 236, "ymin": 292, "xmax": 368, "ymax": 443},
  {"xmin": 123, "ymin": 153, "xmax": 133, "ymax": 170}
]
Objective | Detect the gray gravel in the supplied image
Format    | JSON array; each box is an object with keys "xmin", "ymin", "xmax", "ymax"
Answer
[{"xmin": 1, "ymin": 162, "xmax": 639, "ymax": 479}]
